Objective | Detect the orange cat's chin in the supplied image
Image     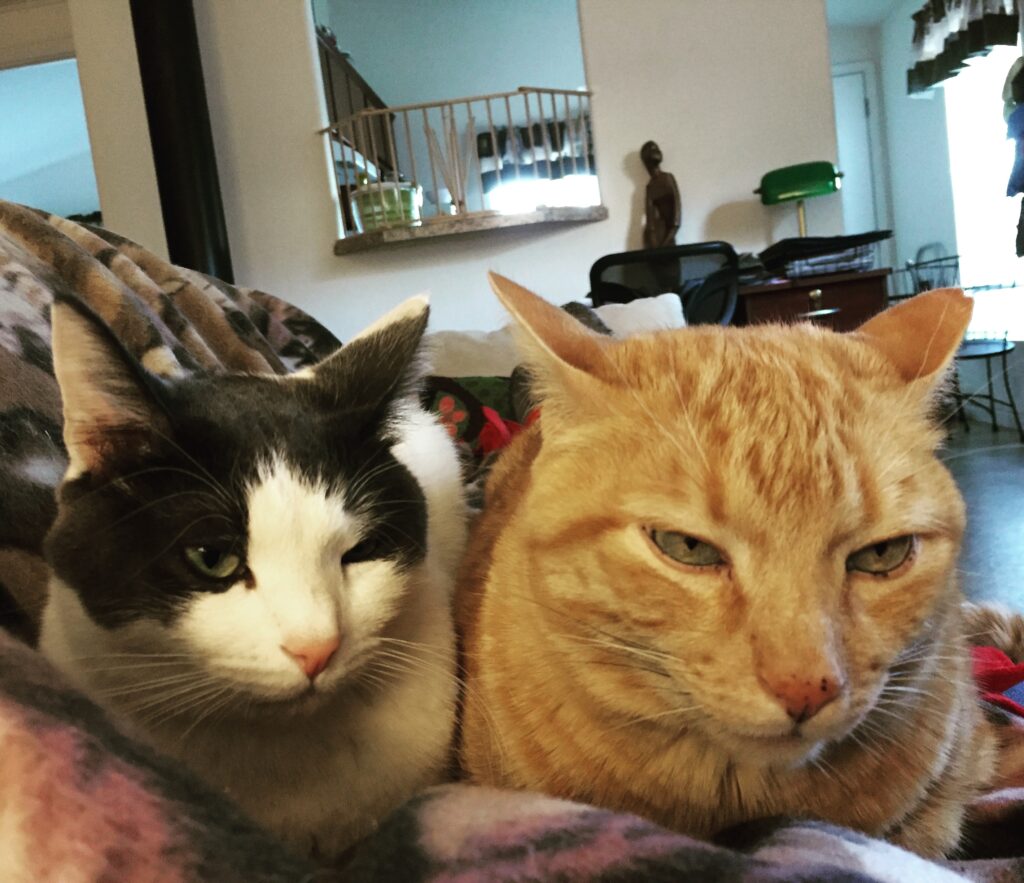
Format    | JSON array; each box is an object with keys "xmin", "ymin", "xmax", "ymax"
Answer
[
  {"xmin": 690, "ymin": 694, "xmax": 871, "ymax": 769},
  {"xmin": 709, "ymin": 727, "xmax": 828, "ymax": 769}
]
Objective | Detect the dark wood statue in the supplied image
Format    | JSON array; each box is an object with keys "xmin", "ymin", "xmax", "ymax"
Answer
[{"xmin": 641, "ymin": 140, "xmax": 681, "ymax": 248}]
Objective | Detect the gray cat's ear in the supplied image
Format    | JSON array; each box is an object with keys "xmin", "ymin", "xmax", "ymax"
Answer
[
  {"xmin": 51, "ymin": 300, "xmax": 169, "ymax": 477},
  {"xmin": 302, "ymin": 295, "xmax": 430, "ymax": 416},
  {"xmin": 856, "ymin": 287, "xmax": 972, "ymax": 385}
]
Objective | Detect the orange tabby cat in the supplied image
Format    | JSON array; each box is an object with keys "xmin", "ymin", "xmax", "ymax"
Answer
[{"xmin": 457, "ymin": 273, "xmax": 999, "ymax": 858}]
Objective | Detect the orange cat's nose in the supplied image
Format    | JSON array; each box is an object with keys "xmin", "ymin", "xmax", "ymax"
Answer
[
  {"xmin": 760, "ymin": 672, "xmax": 843, "ymax": 724},
  {"xmin": 281, "ymin": 636, "xmax": 340, "ymax": 680}
]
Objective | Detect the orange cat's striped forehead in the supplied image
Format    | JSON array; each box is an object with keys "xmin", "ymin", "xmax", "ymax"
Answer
[
  {"xmin": 484, "ymin": 273, "xmax": 972, "ymax": 552},
  {"xmin": 584, "ymin": 325, "xmax": 951, "ymax": 541}
]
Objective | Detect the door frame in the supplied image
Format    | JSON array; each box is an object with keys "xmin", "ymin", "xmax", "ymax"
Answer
[{"xmin": 832, "ymin": 60, "xmax": 894, "ymax": 269}]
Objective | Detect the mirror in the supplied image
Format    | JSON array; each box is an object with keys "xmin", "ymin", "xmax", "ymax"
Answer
[{"xmin": 311, "ymin": 0, "xmax": 601, "ymax": 237}]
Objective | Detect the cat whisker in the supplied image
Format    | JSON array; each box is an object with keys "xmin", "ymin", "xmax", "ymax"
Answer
[
  {"xmin": 594, "ymin": 340, "xmax": 710, "ymax": 478},
  {"xmin": 147, "ymin": 426, "xmax": 237, "ymax": 509},
  {"xmin": 115, "ymin": 681, "xmax": 226, "ymax": 723},
  {"xmin": 810, "ymin": 754, "xmax": 841, "ymax": 786},
  {"xmin": 86, "ymin": 661, "xmax": 195, "ymax": 678},
  {"xmin": 941, "ymin": 442, "xmax": 1024, "ymax": 463},
  {"xmin": 844, "ymin": 723, "xmax": 890, "ymax": 764},
  {"xmin": 114, "ymin": 512, "xmax": 236, "ymax": 588},
  {"xmin": 582, "ymin": 658, "xmax": 675, "ymax": 679},
  {"xmin": 603, "ymin": 703, "xmax": 702, "ymax": 733},
  {"xmin": 69, "ymin": 651, "xmax": 195, "ymax": 661},
  {"xmin": 372, "ymin": 522, "xmax": 426, "ymax": 552},
  {"xmin": 103, "ymin": 670, "xmax": 218, "ymax": 696},
  {"xmin": 71, "ymin": 465, "xmax": 236, "ymax": 508},
  {"xmin": 880, "ymin": 436, "xmax": 1024, "ymax": 492},
  {"xmin": 78, "ymin": 661, "xmax": 197, "ymax": 675},
  {"xmin": 376, "ymin": 636, "xmax": 454, "ymax": 663},
  {"xmin": 94, "ymin": 672, "xmax": 216, "ymax": 700},
  {"xmin": 497, "ymin": 588, "xmax": 669, "ymax": 662},
  {"xmin": 879, "ymin": 683, "xmax": 939, "ymax": 699},
  {"xmin": 557, "ymin": 634, "xmax": 676, "ymax": 681},
  {"xmin": 136, "ymin": 680, "xmax": 234, "ymax": 728},
  {"xmin": 669, "ymin": 344, "xmax": 712, "ymax": 474},
  {"xmin": 345, "ymin": 458, "xmax": 406, "ymax": 508},
  {"xmin": 367, "ymin": 648, "xmax": 507, "ymax": 762},
  {"xmin": 867, "ymin": 701, "xmax": 956, "ymax": 733},
  {"xmin": 354, "ymin": 667, "xmax": 392, "ymax": 696},
  {"xmin": 179, "ymin": 683, "xmax": 241, "ymax": 740},
  {"xmin": 101, "ymin": 489, "xmax": 232, "ymax": 533}
]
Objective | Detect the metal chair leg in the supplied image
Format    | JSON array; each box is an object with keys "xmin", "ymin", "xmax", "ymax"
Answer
[
  {"xmin": 952, "ymin": 366, "xmax": 970, "ymax": 432},
  {"xmin": 985, "ymin": 355, "xmax": 997, "ymax": 430},
  {"xmin": 1000, "ymin": 343, "xmax": 1024, "ymax": 443}
]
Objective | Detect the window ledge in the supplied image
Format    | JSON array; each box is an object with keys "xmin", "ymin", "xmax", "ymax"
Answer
[{"xmin": 333, "ymin": 205, "xmax": 608, "ymax": 255}]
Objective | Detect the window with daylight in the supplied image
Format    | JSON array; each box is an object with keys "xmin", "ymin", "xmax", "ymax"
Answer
[{"xmin": 943, "ymin": 44, "xmax": 1024, "ymax": 338}]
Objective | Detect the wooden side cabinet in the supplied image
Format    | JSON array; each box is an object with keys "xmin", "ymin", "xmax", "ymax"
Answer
[{"xmin": 736, "ymin": 269, "xmax": 890, "ymax": 332}]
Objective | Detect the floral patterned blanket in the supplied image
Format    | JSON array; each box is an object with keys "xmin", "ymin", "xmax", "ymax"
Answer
[{"xmin": 2, "ymin": 200, "xmax": 1024, "ymax": 882}]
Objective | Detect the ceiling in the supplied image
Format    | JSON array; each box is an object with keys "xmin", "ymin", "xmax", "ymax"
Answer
[{"xmin": 825, "ymin": 0, "xmax": 900, "ymax": 27}]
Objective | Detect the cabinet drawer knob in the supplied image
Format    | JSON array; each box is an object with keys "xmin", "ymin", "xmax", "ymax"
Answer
[{"xmin": 809, "ymin": 288, "xmax": 823, "ymax": 309}]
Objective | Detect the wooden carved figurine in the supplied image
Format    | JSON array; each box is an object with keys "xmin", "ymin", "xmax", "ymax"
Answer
[{"xmin": 641, "ymin": 140, "xmax": 681, "ymax": 248}]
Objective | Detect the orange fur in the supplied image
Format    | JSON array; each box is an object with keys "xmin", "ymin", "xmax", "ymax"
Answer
[{"xmin": 456, "ymin": 277, "xmax": 998, "ymax": 858}]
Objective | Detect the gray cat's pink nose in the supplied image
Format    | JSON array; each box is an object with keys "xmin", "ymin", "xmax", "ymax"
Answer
[{"xmin": 282, "ymin": 636, "xmax": 340, "ymax": 680}]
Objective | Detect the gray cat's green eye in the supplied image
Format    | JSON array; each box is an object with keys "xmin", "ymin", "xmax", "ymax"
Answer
[
  {"xmin": 846, "ymin": 535, "xmax": 915, "ymax": 575},
  {"xmin": 649, "ymin": 529, "xmax": 724, "ymax": 567},
  {"xmin": 184, "ymin": 546, "xmax": 243, "ymax": 579}
]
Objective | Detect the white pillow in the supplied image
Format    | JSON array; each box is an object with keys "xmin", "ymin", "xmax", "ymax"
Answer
[
  {"xmin": 426, "ymin": 328, "xmax": 520, "ymax": 378},
  {"xmin": 426, "ymin": 292, "xmax": 686, "ymax": 377},
  {"xmin": 593, "ymin": 292, "xmax": 686, "ymax": 336}
]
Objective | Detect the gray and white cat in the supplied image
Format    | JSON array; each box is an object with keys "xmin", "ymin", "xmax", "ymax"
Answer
[{"xmin": 39, "ymin": 294, "xmax": 467, "ymax": 856}]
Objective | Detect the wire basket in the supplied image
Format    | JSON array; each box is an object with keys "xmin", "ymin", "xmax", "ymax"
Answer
[
  {"xmin": 908, "ymin": 255, "xmax": 959, "ymax": 292},
  {"xmin": 784, "ymin": 242, "xmax": 876, "ymax": 278}
]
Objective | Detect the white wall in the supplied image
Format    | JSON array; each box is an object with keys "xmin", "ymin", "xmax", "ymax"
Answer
[
  {"xmin": 67, "ymin": 0, "xmax": 841, "ymax": 340},
  {"xmin": 312, "ymin": 0, "xmax": 586, "ymax": 106},
  {"xmin": 182, "ymin": 0, "xmax": 842, "ymax": 340},
  {"xmin": 828, "ymin": 25, "xmax": 880, "ymax": 66},
  {"xmin": 0, "ymin": 151, "xmax": 97, "ymax": 217},
  {"xmin": 0, "ymin": 0, "xmax": 73, "ymax": 71},
  {"xmin": 586, "ymin": 0, "xmax": 843, "ymax": 255},
  {"xmin": 65, "ymin": 0, "xmax": 167, "ymax": 258},
  {"xmin": 827, "ymin": 23, "xmax": 895, "ymax": 266},
  {"xmin": 879, "ymin": 0, "xmax": 957, "ymax": 267},
  {"xmin": 0, "ymin": 59, "xmax": 99, "ymax": 217},
  {"xmin": 312, "ymin": 0, "xmax": 588, "ymax": 217}
]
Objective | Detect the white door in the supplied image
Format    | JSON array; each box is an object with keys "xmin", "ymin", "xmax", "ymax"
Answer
[{"xmin": 832, "ymin": 70, "xmax": 878, "ymax": 235}]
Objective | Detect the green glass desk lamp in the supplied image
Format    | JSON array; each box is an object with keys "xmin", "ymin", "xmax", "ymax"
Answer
[{"xmin": 755, "ymin": 161, "xmax": 843, "ymax": 237}]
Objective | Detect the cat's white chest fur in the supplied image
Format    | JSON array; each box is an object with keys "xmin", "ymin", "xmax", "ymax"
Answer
[{"xmin": 40, "ymin": 408, "xmax": 467, "ymax": 855}]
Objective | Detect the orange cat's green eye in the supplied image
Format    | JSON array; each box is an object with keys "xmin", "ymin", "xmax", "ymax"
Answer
[
  {"xmin": 649, "ymin": 529, "xmax": 724, "ymax": 567},
  {"xmin": 846, "ymin": 535, "xmax": 915, "ymax": 575}
]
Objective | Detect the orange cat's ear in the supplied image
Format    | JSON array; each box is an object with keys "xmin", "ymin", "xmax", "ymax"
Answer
[
  {"xmin": 488, "ymin": 271, "xmax": 618, "ymax": 422},
  {"xmin": 856, "ymin": 288, "xmax": 972, "ymax": 384},
  {"xmin": 488, "ymin": 272, "xmax": 610, "ymax": 378}
]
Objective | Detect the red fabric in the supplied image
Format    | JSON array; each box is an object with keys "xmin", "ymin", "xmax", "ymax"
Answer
[
  {"xmin": 476, "ymin": 406, "xmax": 541, "ymax": 456},
  {"xmin": 973, "ymin": 646, "xmax": 1024, "ymax": 717},
  {"xmin": 477, "ymin": 406, "xmax": 527, "ymax": 456}
]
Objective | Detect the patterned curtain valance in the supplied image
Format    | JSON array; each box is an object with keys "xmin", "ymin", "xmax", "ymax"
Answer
[{"xmin": 908, "ymin": 0, "xmax": 1020, "ymax": 94}]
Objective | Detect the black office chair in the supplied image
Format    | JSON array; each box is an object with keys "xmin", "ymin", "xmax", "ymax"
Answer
[{"xmin": 589, "ymin": 241, "xmax": 739, "ymax": 326}]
